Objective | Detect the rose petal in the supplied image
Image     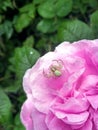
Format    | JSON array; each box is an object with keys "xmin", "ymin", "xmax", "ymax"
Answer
[
  {"xmin": 20, "ymin": 95, "xmax": 48, "ymax": 130},
  {"xmin": 31, "ymin": 107, "xmax": 48, "ymax": 130},
  {"xmin": 51, "ymin": 97, "xmax": 89, "ymax": 114},
  {"xmin": 23, "ymin": 69, "xmax": 32, "ymax": 94},
  {"xmin": 93, "ymin": 110, "xmax": 98, "ymax": 130},
  {"xmin": 87, "ymin": 95, "xmax": 98, "ymax": 110},
  {"xmin": 51, "ymin": 107, "xmax": 89, "ymax": 125},
  {"xmin": 73, "ymin": 39, "xmax": 98, "ymax": 50},
  {"xmin": 20, "ymin": 95, "xmax": 34, "ymax": 130},
  {"xmin": 45, "ymin": 111, "xmax": 71, "ymax": 130},
  {"xmin": 79, "ymin": 75, "xmax": 98, "ymax": 94},
  {"xmin": 59, "ymin": 68, "xmax": 85, "ymax": 97},
  {"xmin": 79, "ymin": 119, "xmax": 93, "ymax": 130},
  {"xmin": 55, "ymin": 41, "xmax": 77, "ymax": 56},
  {"xmin": 64, "ymin": 56, "xmax": 85, "ymax": 73}
]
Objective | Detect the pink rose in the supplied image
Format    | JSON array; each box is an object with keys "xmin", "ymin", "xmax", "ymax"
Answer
[{"xmin": 20, "ymin": 39, "xmax": 98, "ymax": 130}]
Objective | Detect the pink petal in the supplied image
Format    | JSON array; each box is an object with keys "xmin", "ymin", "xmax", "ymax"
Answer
[
  {"xmin": 63, "ymin": 112, "xmax": 89, "ymax": 125},
  {"xmin": 21, "ymin": 95, "xmax": 48, "ymax": 130},
  {"xmin": 79, "ymin": 75, "xmax": 98, "ymax": 94},
  {"xmin": 23, "ymin": 69, "xmax": 32, "ymax": 94},
  {"xmin": 45, "ymin": 111, "xmax": 71, "ymax": 130},
  {"xmin": 64, "ymin": 56, "xmax": 85, "ymax": 73},
  {"xmin": 80, "ymin": 119, "xmax": 93, "ymax": 130},
  {"xmin": 87, "ymin": 95, "xmax": 98, "ymax": 110},
  {"xmin": 31, "ymin": 107, "xmax": 48, "ymax": 130},
  {"xmin": 51, "ymin": 107, "xmax": 89, "ymax": 126},
  {"xmin": 51, "ymin": 97, "xmax": 89, "ymax": 114},
  {"xmin": 59, "ymin": 68, "xmax": 85, "ymax": 97},
  {"xmin": 55, "ymin": 41, "xmax": 76, "ymax": 56},
  {"xmin": 20, "ymin": 95, "xmax": 34, "ymax": 130},
  {"xmin": 93, "ymin": 110, "xmax": 98, "ymax": 129},
  {"xmin": 73, "ymin": 39, "xmax": 98, "ymax": 50}
]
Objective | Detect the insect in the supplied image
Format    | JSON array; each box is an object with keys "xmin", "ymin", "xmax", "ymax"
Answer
[{"xmin": 43, "ymin": 59, "xmax": 64, "ymax": 78}]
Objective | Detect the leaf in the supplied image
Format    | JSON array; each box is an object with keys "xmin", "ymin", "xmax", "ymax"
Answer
[
  {"xmin": 14, "ymin": 3, "xmax": 35, "ymax": 32},
  {"xmin": 3, "ymin": 21, "xmax": 13, "ymax": 39},
  {"xmin": 19, "ymin": 3, "xmax": 35, "ymax": 18},
  {"xmin": 23, "ymin": 36, "xmax": 34, "ymax": 47},
  {"xmin": 0, "ymin": 89, "xmax": 12, "ymax": 126},
  {"xmin": 0, "ymin": 24, "xmax": 4, "ymax": 35},
  {"xmin": 37, "ymin": 0, "xmax": 72, "ymax": 18},
  {"xmin": 37, "ymin": 0, "xmax": 55, "ymax": 18},
  {"xmin": 72, "ymin": 0, "xmax": 88, "ymax": 14},
  {"xmin": 90, "ymin": 10, "xmax": 98, "ymax": 38},
  {"xmin": 89, "ymin": 0, "xmax": 98, "ymax": 8},
  {"xmin": 57, "ymin": 19, "xmax": 94, "ymax": 42},
  {"xmin": 54, "ymin": 0, "xmax": 73, "ymax": 17},
  {"xmin": 9, "ymin": 46, "xmax": 40, "ymax": 79},
  {"xmin": 0, "ymin": 21, "xmax": 13, "ymax": 39},
  {"xmin": 36, "ymin": 38, "xmax": 47, "ymax": 52},
  {"xmin": 0, "ymin": 0, "xmax": 13, "ymax": 11},
  {"xmin": 37, "ymin": 19, "xmax": 62, "ymax": 33},
  {"xmin": 14, "ymin": 113, "xmax": 25, "ymax": 130},
  {"xmin": 4, "ymin": 80, "xmax": 21, "ymax": 93},
  {"xmin": 14, "ymin": 14, "xmax": 32, "ymax": 32},
  {"xmin": 33, "ymin": 0, "xmax": 45, "ymax": 4}
]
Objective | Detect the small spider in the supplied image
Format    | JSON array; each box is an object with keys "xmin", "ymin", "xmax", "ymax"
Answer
[{"xmin": 43, "ymin": 59, "xmax": 63, "ymax": 78}]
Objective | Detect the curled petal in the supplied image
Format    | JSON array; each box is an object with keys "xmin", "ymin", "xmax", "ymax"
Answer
[
  {"xmin": 79, "ymin": 119, "xmax": 93, "ymax": 130},
  {"xmin": 51, "ymin": 97, "xmax": 89, "ymax": 114},
  {"xmin": 51, "ymin": 107, "xmax": 89, "ymax": 126},
  {"xmin": 20, "ymin": 95, "xmax": 34, "ymax": 130},
  {"xmin": 87, "ymin": 95, "xmax": 98, "ymax": 110},
  {"xmin": 45, "ymin": 111, "xmax": 71, "ymax": 130}
]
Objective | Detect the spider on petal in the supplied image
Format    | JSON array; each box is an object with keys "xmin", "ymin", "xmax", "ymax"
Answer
[{"xmin": 43, "ymin": 59, "xmax": 64, "ymax": 78}]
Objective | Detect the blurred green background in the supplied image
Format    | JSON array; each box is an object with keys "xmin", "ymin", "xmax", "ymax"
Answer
[{"xmin": 0, "ymin": 0, "xmax": 98, "ymax": 129}]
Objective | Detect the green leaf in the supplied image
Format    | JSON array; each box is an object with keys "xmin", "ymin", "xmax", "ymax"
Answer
[
  {"xmin": 38, "ymin": 0, "xmax": 72, "ymax": 18},
  {"xmin": 14, "ymin": 3, "xmax": 35, "ymax": 32},
  {"xmin": 36, "ymin": 38, "xmax": 49, "ymax": 53},
  {"xmin": 23, "ymin": 36, "xmax": 34, "ymax": 47},
  {"xmin": 54, "ymin": 0, "xmax": 73, "ymax": 17},
  {"xmin": 0, "ymin": 24, "xmax": 4, "ymax": 35},
  {"xmin": 0, "ymin": 0, "xmax": 13, "ymax": 11},
  {"xmin": 72, "ymin": 0, "xmax": 88, "ymax": 14},
  {"xmin": 89, "ymin": 0, "xmax": 98, "ymax": 8},
  {"xmin": 57, "ymin": 19, "xmax": 94, "ymax": 42},
  {"xmin": 90, "ymin": 10, "xmax": 98, "ymax": 38},
  {"xmin": 14, "ymin": 14, "xmax": 32, "ymax": 32},
  {"xmin": 50, "ymin": 34, "xmax": 59, "ymax": 45},
  {"xmin": 0, "ymin": 21, "xmax": 13, "ymax": 39},
  {"xmin": 10, "ymin": 46, "xmax": 40, "ymax": 78},
  {"xmin": 33, "ymin": 0, "xmax": 45, "ymax": 4},
  {"xmin": 4, "ymin": 80, "xmax": 21, "ymax": 93},
  {"xmin": 3, "ymin": 21, "xmax": 13, "ymax": 39},
  {"xmin": 19, "ymin": 3, "xmax": 35, "ymax": 18},
  {"xmin": 37, "ymin": 19, "xmax": 62, "ymax": 33},
  {"xmin": 14, "ymin": 114, "xmax": 25, "ymax": 130},
  {"xmin": 38, "ymin": 0, "xmax": 55, "ymax": 18},
  {"xmin": 0, "ymin": 89, "xmax": 12, "ymax": 126}
]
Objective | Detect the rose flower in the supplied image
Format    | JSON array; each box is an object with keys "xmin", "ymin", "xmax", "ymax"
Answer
[{"xmin": 21, "ymin": 39, "xmax": 98, "ymax": 130}]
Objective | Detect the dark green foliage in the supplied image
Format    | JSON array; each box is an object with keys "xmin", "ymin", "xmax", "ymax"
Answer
[
  {"xmin": 0, "ymin": 89, "xmax": 12, "ymax": 130},
  {"xmin": 0, "ymin": 0, "xmax": 98, "ymax": 129},
  {"xmin": 37, "ymin": 0, "xmax": 73, "ymax": 18},
  {"xmin": 58, "ymin": 19, "xmax": 95, "ymax": 42},
  {"xmin": 90, "ymin": 10, "xmax": 98, "ymax": 37}
]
